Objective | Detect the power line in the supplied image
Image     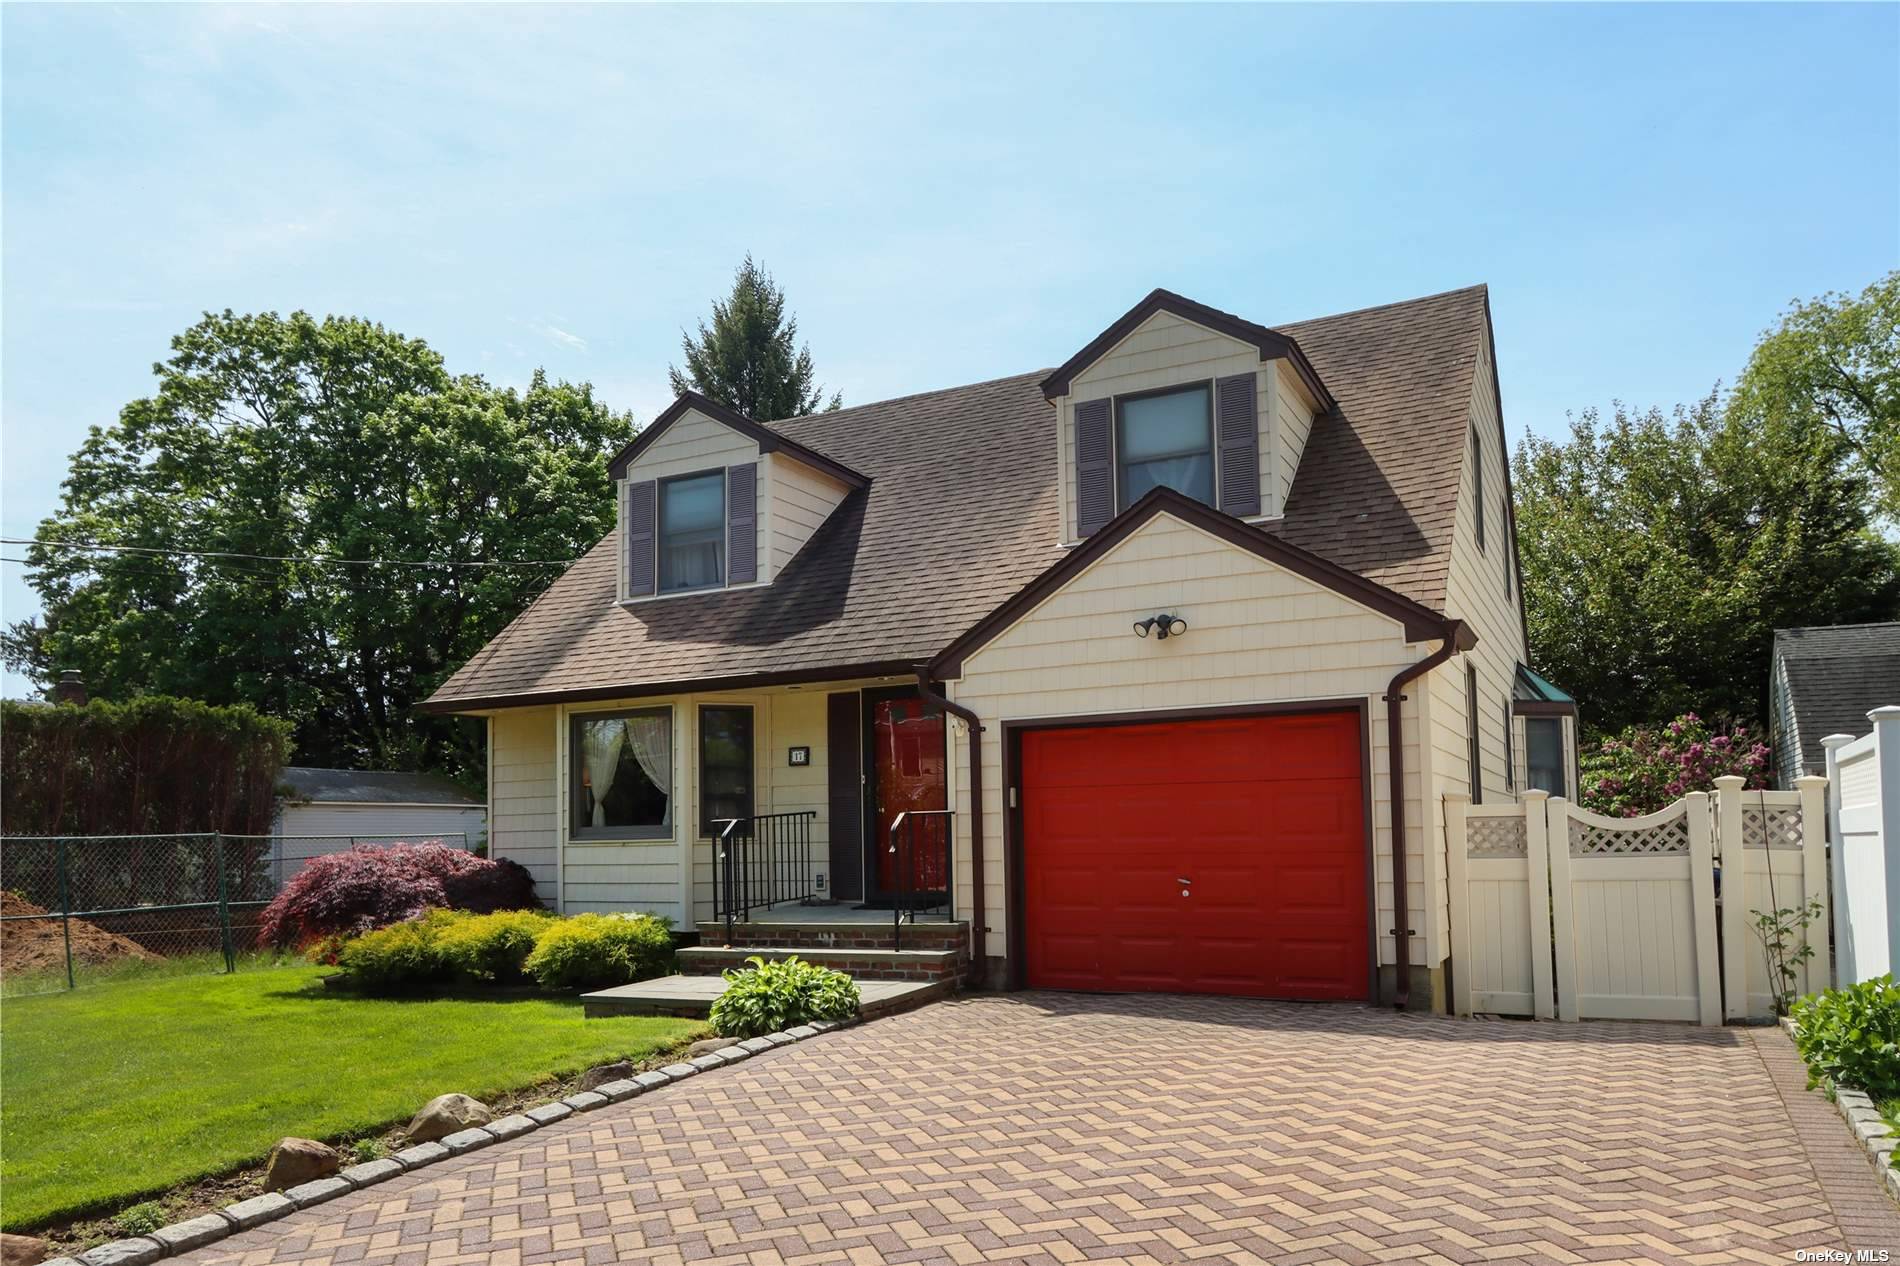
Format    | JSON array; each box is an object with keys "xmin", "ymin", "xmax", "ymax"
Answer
[{"xmin": 0, "ymin": 537, "xmax": 576, "ymax": 569}]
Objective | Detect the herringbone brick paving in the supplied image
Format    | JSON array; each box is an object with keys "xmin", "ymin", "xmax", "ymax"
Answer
[{"xmin": 183, "ymin": 994, "xmax": 1892, "ymax": 1266}]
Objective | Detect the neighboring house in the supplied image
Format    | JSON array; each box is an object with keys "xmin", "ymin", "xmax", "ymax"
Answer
[
  {"xmin": 275, "ymin": 767, "xmax": 487, "ymax": 874},
  {"xmin": 1770, "ymin": 623, "xmax": 1900, "ymax": 786},
  {"xmin": 426, "ymin": 284, "xmax": 1574, "ymax": 1011}
]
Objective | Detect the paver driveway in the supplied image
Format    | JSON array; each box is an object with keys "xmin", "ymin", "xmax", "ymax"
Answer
[{"xmin": 188, "ymin": 993, "xmax": 1889, "ymax": 1266}]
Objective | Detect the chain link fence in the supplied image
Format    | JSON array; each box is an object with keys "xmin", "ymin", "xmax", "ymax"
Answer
[{"xmin": 1, "ymin": 832, "xmax": 468, "ymax": 997}]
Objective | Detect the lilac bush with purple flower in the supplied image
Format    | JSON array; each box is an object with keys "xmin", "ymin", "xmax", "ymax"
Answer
[{"xmin": 1578, "ymin": 712, "xmax": 1771, "ymax": 816}]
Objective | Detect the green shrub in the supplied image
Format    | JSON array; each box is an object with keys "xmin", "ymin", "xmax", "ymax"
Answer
[
  {"xmin": 522, "ymin": 913, "xmax": 674, "ymax": 989},
  {"xmin": 335, "ymin": 918, "xmax": 447, "ymax": 992},
  {"xmin": 1792, "ymin": 975, "xmax": 1900, "ymax": 1098},
  {"xmin": 433, "ymin": 908, "xmax": 556, "ymax": 983},
  {"xmin": 348, "ymin": 1137, "xmax": 387, "ymax": 1164},
  {"xmin": 117, "ymin": 1200, "xmax": 166, "ymax": 1235},
  {"xmin": 709, "ymin": 955, "xmax": 860, "ymax": 1039}
]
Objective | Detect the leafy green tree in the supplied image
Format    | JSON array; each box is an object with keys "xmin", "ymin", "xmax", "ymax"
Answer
[
  {"xmin": 4, "ymin": 311, "xmax": 631, "ymax": 777},
  {"xmin": 1514, "ymin": 392, "xmax": 1900, "ymax": 735},
  {"xmin": 1731, "ymin": 272, "xmax": 1900, "ymax": 517},
  {"xmin": 668, "ymin": 255, "xmax": 841, "ymax": 419}
]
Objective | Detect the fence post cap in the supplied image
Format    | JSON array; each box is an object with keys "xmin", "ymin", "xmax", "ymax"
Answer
[
  {"xmin": 1868, "ymin": 705, "xmax": 1900, "ymax": 723},
  {"xmin": 1795, "ymin": 775, "xmax": 1830, "ymax": 790},
  {"xmin": 1521, "ymin": 788, "xmax": 1549, "ymax": 801},
  {"xmin": 1822, "ymin": 733, "xmax": 1858, "ymax": 750},
  {"xmin": 1712, "ymin": 775, "xmax": 1746, "ymax": 790},
  {"xmin": 1442, "ymin": 790, "xmax": 1469, "ymax": 805}
]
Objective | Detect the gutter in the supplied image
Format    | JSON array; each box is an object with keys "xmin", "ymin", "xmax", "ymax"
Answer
[
  {"xmin": 914, "ymin": 667, "xmax": 986, "ymax": 978},
  {"xmin": 1382, "ymin": 619, "xmax": 1474, "ymax": 1010}
]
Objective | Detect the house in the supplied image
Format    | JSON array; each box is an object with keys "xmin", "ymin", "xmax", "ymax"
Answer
[
  {"xmin": 425, "ymin": 284, "xmax": 1574, "ymax": 1011},
  {"xmin": 275, "ymin": 766, "xmax": 487, "ymax": 876},
  {"xmin": 1770, "ymin": 623, "xmax": 1900, "ymax": 786}
]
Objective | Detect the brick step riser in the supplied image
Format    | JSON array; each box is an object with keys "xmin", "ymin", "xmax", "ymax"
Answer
[
  {"xmin": 676, "ymin": 951, "xmax": 966, "ymax": 984},
  {"xmin": 693, "ymin": 924, "xmax": 967, "ymax": 953}
]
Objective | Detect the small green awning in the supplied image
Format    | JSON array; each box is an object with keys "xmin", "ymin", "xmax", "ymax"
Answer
[{"xmin": 1514, "ymin": 664, "xmax": 1577, "ymax": 713}]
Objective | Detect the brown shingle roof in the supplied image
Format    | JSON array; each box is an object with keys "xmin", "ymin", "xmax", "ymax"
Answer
[{"xmin": 425, "ymin": 284, "xmax": 1490, "ymax": 711}]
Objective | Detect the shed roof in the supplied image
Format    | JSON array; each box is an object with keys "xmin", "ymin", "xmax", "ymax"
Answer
[{"xmin": 279, "ymin": 767, "xmax": 482, "ymax": 806}]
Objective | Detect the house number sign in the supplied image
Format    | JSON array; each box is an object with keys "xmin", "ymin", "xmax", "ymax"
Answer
[{"xmin": 788, "ymin": 746, "xmax": 811, "ymax": 766}]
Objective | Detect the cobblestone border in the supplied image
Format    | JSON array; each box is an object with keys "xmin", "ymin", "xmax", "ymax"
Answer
[
  {"xmin": 47, "ymin": 1018, "xmax": 858, "ymax": 1266},
  {"xmin": 1781, "ymin": 1016, "xmax": 1900, "ymax": 1206}
]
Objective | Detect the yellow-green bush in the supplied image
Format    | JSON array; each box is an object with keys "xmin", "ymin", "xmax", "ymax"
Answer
[
  {"xmin": 335, "ymin": 918, "xmax": 444, "ymax": 992},
  {"xmin": 433, "ymin": 908, "xmax": 556, "ymax": 983},
  {"xmin": 522, "ymin": 913, "xmax": 674, "ymax": 989}
]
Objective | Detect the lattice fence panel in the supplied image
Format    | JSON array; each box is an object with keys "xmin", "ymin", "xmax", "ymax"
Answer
[
  {"xmin": 1466, "ymin": 816, "xmax": 1527, "ymax": 858},
  {"xmin": 1569, "ymin": 814, "xmax": 1689, "ymax": 856},
  {"xmin": 1740, "ymin": 805, "xmax": 1804, "ymax": 851}
]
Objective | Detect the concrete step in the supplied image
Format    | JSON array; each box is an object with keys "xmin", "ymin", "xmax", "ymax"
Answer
[
  {"xmin": 676, "ymin": 944, "xmax": 963, "ymax": 982},
  {"xmin": 581, "ymin": 973, "xmax": 952, "ymax": 1021},
  {"xmin": 693, "ymin": 920, "xmax": 968, "ymax": 953}
]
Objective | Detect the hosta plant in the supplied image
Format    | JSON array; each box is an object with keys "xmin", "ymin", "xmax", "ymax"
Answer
[
  {"xmin": 1791, "ymin": 975, "xmax": 1900, "ymax": 1100},
  {"xmin": 709, "ymin": 955, "xmax": 860, "ymax": 1039}
]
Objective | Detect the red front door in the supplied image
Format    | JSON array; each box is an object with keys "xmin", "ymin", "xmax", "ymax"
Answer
[
  {"xmin": 1020, "ymin": 710, "xmax": 1369, "ymax": 999},
  {"xmin": 869, "ymin": 692, "xmax": 947, "ymax": 896}
]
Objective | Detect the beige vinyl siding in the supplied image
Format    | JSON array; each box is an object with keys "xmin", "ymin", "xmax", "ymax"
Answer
[
  {"xmin": 765, "ymin": 451, "xmax": 852, "ymax": 577},
  {"xmin": 1424, "ymin": 322, "xmax": 1529, "ymax": 968},
  {"xmin": 949, "ymin": 510, "xmax": 1434, "ymax": 972},
  {"xmin": 1056, "ymin": 311, "xmax": 1282, "ymax": 542},
  {"xmin": 488, "ymin": 707, "xmax": 559, "ymax": 902},
  {"xmin": 499, "ymin": 676, "xmax": 906, "ymax": 923},
  {"xmin": 616, "ymin": 408, "xmax": 764, "ymax": 600},
  {"xmin": 1271, "ymin": 361, "xmax": 1318, "ymax": 512}
]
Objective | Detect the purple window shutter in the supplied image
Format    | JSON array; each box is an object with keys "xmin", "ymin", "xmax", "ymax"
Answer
[
  {"xmin": 1074, "ymin": 398, "xmax": 1114, "ymax": 536},
  {"xmin": 625, "ymin": 479, "xmax": 656, "ymax": 597},
  {"xmin": 1215, "ymin": 373, "xmax": 1260, "ymax": 517},
  {"xmin": 727, "ymin": 462, "xmax": 757, "ymax": 584}
]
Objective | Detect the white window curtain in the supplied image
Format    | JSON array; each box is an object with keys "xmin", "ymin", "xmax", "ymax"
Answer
[
  {"xmin": 624, "ymin": 711, "xmax": 674, "ymax": 826},
  {"xmin": 580, "ymin": 719, "xmax": 627, "ymax": 828}
]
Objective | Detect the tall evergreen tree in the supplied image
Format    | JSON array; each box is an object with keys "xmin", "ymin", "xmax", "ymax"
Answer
[{"xmin": 668, "ymin": 255, "xmax": 841, "ymax": 419}]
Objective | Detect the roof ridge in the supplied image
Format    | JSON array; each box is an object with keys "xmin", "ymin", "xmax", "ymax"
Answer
[
  {"xmin": 770, "ymin": 367, "xmax": 1054, "ymax": 431},
  {"xmin": 1778, "ymin": 621, "xmax": 1900, "ymax": 635},
  {"xmin": 1276, "ymin": 283, "xmax": 1489, "ymax": 331}
]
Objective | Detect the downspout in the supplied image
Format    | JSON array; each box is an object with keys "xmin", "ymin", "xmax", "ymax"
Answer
[
  {"xmin": 915, "ymin": 668, "xmax": 986, "ymax": 982},
  {"xmin": 1382, "ymin": 619, "xmax": 1473, "ymax": 1011}
]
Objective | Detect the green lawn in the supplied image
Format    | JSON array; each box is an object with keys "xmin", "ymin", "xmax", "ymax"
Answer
[{"xmin": 1, "ymin": 964, "xmax": 702, "ymax": 1230}]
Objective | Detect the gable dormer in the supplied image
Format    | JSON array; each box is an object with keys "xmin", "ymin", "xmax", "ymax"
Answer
[
  {"xmin": 1041, "ymin": 290, "xmax": 1334, "ymax": 544},
  {"xmin": 607, "ymin": 392, "xmax": 865, "ymax": 602}
]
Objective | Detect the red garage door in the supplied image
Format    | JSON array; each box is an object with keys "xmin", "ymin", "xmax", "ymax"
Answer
[{"xmin": 1021, "ymin": 710, "xmax": 1369, "ymax": 999}]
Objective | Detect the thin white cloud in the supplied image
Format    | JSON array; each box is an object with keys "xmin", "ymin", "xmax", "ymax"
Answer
[{"xmin": 528, "ymin": 321, "xmax": 587, "ymax": 352}]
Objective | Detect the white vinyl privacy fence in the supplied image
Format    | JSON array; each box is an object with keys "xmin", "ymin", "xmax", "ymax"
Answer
[
  {"xmin": 1447, "ymin": 776, "xmax": 1828, "ymax": 1025},
  {"xmin": 1824, "ymin": 706, "xmax": 1900, "ymax": 984}
]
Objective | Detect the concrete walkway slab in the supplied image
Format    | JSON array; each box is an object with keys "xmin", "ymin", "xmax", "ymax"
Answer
[{"xmin": 580, "ymin": 973, "xmax": 944, "ymax": 1019}]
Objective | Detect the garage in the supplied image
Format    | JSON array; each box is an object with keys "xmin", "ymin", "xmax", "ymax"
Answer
[{"xmin": 1018, "ymin": 709, "xmax": 1370, "ymax": 999}]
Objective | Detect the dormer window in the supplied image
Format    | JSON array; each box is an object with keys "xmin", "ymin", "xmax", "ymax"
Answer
[
  {"xmin": 659, "ymin": 470, "xmax": 727, "ymax": 593},
  {"xmin": 1118, "ymin": 384, "xmax": 1213, "ymax": 509}
]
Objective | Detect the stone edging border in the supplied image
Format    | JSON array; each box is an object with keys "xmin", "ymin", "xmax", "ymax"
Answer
[
  {"xmin": 46, "ymin": 1018, "xmax": 859, "ymax": 1266},
  {"xmin": 1780, "ymin": 1016, "xmax": 1900, "ymax": 1206}
]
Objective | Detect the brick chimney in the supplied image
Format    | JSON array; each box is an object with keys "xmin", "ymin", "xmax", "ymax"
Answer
[{"xmin": 51, "ymin": 670, "xmax": 87, "ymax": 705}]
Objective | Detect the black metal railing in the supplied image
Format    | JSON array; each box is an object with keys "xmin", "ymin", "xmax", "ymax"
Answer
[
  {"xmin": 886, "ymin": 809, "xmax": 954, "ymax": 950},
  {"xmin": 713, "ymin": 811, "xmax": 819, "ymax": 943}
]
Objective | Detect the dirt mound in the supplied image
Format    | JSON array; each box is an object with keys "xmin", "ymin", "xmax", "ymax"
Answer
[{"xmin": 1, "ymin": 891, "xmax": 161, "ymax": 975}]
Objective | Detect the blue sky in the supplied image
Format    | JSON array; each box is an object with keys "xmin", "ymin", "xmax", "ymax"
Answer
[{"xmin": 3, "ymin": 3, "xmax": 1897, "ymax": 696}]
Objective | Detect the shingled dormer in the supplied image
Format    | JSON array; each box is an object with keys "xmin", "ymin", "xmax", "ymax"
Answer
[
  {"xmin": 1041, "ymin": 289, "xmax": 1337, "ymax": 544},
  {"xmin": 605, "ymin": 391, "xmax": 867, "ymax": 602}
]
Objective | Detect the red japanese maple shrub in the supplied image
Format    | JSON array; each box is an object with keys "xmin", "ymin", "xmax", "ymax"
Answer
[{"xmin": 259, "ymin": 843, "xmax": 539, "ymax": 950}]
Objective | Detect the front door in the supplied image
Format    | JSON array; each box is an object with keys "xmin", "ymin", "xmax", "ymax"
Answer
[{"xmin": 862, "ymin": 686, "xmax": 948, "ymax": 904}]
